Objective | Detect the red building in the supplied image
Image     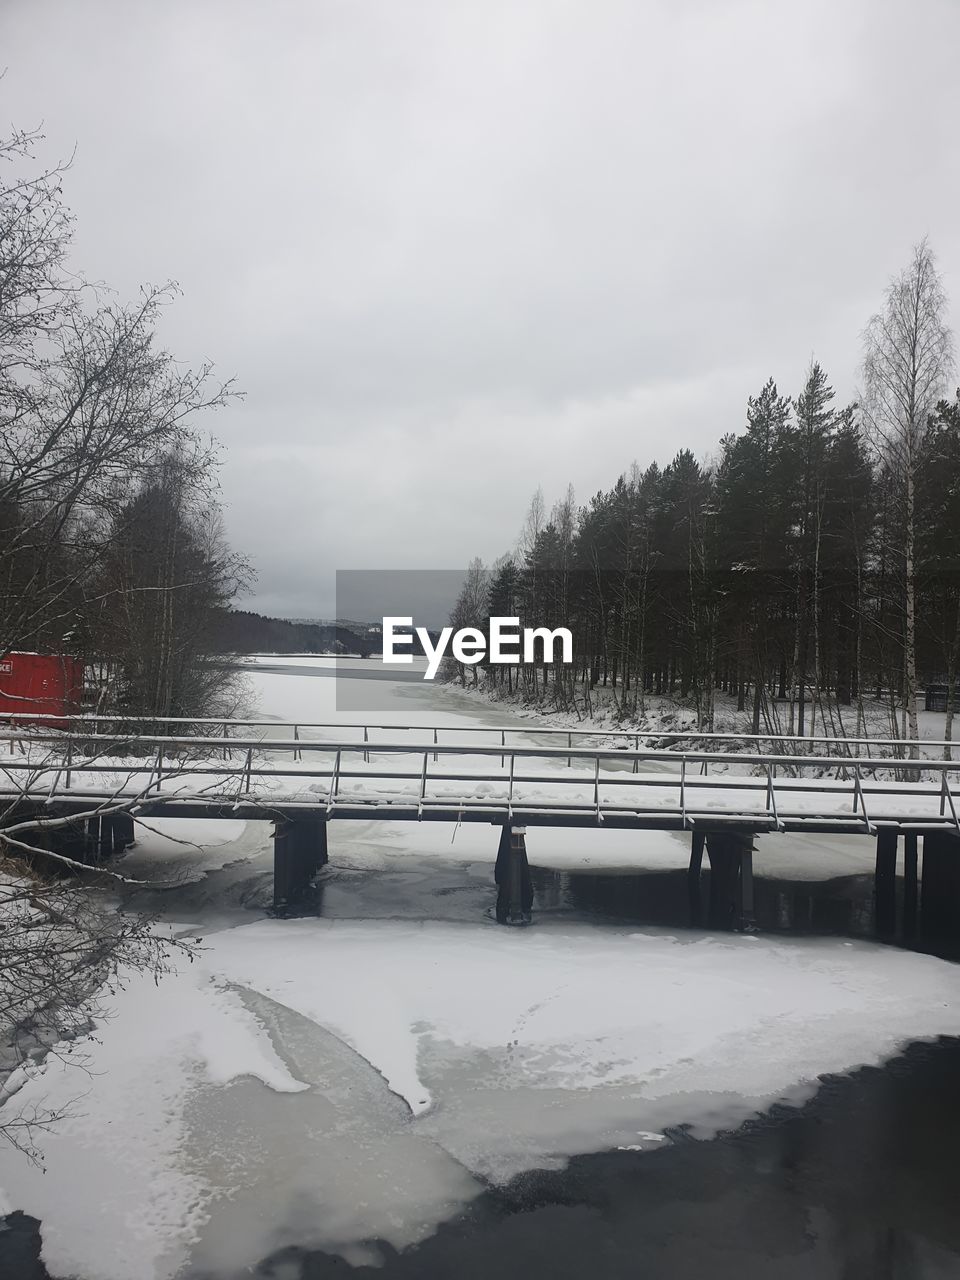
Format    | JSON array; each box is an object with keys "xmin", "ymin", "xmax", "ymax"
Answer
[{"xmin": 0, "ymin": 652, "xmax": 84, "ymax": 725}]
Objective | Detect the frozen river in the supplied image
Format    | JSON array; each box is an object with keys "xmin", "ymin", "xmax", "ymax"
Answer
[{"xmin": 2, "ymin": 658, "xmax": 960, "ymax": 1279}]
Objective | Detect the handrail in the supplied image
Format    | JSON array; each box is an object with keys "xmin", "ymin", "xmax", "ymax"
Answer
[
  {"xmin": 2, "ymin": 741, "xmax": 957, "ymax": 830},
  {"xmin": 0, "ymin": 710, "xmax": 955, "ymax": 752},
  {"xmin": 4, "ymin": 719, "xmax": 959, "ymax": 842},
  {"xmin": 1, "ymin": 729, "xmax": 958, "ymax": 776},
  {"xmin": 0, "ymin": 757, "xmax": 953, "ymax": 794}
]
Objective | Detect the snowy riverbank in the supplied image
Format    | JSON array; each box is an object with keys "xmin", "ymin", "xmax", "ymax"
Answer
[{"xmin": 445, "ymin": 668, "xmax": 957, "ymax": 756}]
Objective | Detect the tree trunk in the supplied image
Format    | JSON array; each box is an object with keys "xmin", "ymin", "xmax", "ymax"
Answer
[{"xmin": 904, "ymin": 466, "xmax": 920, "ymax": 762}]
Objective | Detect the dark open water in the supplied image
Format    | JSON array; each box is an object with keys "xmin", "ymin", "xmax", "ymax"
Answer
[{"xmin": 238, "ymin": 1036, "xmax": 960, "ymax": 1280}]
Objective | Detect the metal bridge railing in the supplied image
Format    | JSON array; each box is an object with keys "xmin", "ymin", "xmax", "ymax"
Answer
[
  {"xmin": 0, "ymin": 710, "xmax": 956, "ymax": 757},
  {"xmin": 2, "ymin": 727, "xmax": 959, "ymax": 835}
]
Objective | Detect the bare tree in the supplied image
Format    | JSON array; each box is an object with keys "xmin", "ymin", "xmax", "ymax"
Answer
[
  {"xmin": 0, "ymin": 124, "xmax": 80, "ymax": 397},
  {"xmin": 0, "ymin": 853, "xmax": 197, "ymax": 1159},
  {"xmin": 0, "ymin": 125, "xmax": 241, "ymax": 1161},
  {"xmin": 0, "ymin": 741, "xmax": 210, "ymax": 1163},
  {"xmin": 0, "ymin": 710, "xmax": 287, "ymax": 1163},
  {"xmin": 1, "ymin": 126, "xmax": 237, "ymax": 665},
  {"xmin": 516, "ymin": 486, "xmax": 545, "ymax": 562},
  {"xmin": 862, "ymin": 239, "xmax": 955, "ymax": 757},
  {"xmin": 446, "ymin": 557, "xmax": 488, "ymax": 685}
]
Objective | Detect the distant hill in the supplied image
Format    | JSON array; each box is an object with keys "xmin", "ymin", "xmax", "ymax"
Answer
[
  {"xmin": 213, "ymin": 610, "xmax": 438, "ymax": 659},
  {"xmin": 211, "ymin": 610, "xmax": 380, "ymax": 657}
]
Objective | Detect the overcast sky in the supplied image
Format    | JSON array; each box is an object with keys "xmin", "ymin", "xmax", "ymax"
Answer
[{"xmin": 4, "ymin": 0, "xmax": 960, "ymax": 619}]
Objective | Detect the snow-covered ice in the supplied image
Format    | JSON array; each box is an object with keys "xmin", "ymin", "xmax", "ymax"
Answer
[
  {"xmin": 0, "ymin": 958, "xmax": 306, "ymax": 1280},
  {"xmin": 206, "ymin": 916, "xmax": 960, "ymax": 1124},
  {"xmin": 4, "ymin": 915, "xmax": 960, "ymax": 1277}
]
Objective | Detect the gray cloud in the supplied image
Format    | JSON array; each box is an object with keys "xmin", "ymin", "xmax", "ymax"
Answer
[{"xmin": 4, "ymin": 0, "xmax": 959, "ymax": 618}]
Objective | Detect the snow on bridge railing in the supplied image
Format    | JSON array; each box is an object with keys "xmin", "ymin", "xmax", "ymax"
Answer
[
  {"xmin": 0, "ymin": 710, "xmax": 956, "ymax": 760},
  {"xmin": 1, "ymin": 727, "xmax": 958, "ymax": 771},
  {"xmin": 2, "ymin": 728, "xmax": 960, "ymax": 836}
]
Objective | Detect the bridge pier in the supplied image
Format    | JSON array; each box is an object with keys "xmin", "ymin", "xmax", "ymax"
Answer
[
  {"xmin": 84, "ymin": 812, "xmax": 136, "ymax": 862},
  {"xmin": 703, "ymin": 830, "xmax": 755, "ymax": 931},
  {"xmin": 688, "ymin": 831, "xmax": 706, "ymax": 925},
  {"xmin": 920, "ymin": 831, "xmax": 960, "ymax": 945},
  {"xmin": 903, "ymin": 833, "xmax": 919, "ymax": 941},
  {"xmin": 874, "ymin": 828, "xmax": 899, "ymax": 939},
  {"xmin": 495, "ymin": 824, "xmax": 533, "ymax": 925},
  {"xmin": 15, "ymin": 809, "xmax": 136, "ymax": 867},
  {"xmin": 56, "ymin": 814, "xmax": 97, "ymax": 863},
  {"xmin": 273, "ymin": 815, "xmax": 328, "ymax": 915},
  {"xmin": 114, "ymin": 812, "xmax": 136, "ymax": 850}
]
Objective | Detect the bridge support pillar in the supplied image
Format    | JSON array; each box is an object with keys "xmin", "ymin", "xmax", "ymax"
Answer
[
  {"xmin": 113, "ymin": 812, "xmax": 136, "ymax": 850},
  {"xmin": 903, "ymin": 833, "xmax": 919, "ymax": 940},
  {"xmin": 273, "ymin": 816, "xmax": 327, "ymax": 915},
  {"xmin": 495, "ymin": 824, "xmax": 533, "ymax": 925},
  {"xmin": 874, "ymin": 828, "xmax": 899, "ymax": 939},
  {"xmin": 12, "ymin": 809, "xmax": 134, "ymax": 868},
  {"xmin": 920, "ymin": 831, "xmax": 960, "ymax": 946},
  {"xmin": 80, "ymin": 816, "xmax": 100, "ymax": 861},
  {"xmin": 705, "ymin": 830, "xmax": 755, "ymax": 931},
  {"xmin": 688, "ymin": 831, "xmax": 706, "ymax": 925},
  {"xmin": 57, "ymin": 815, "xmax": 96, "ymax": 864},
  {"xmin": 84, "ymin": 813, "xmax": 135, "ymax": 861}
]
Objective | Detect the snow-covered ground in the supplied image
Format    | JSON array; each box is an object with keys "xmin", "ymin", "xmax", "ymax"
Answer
[
  {"xmin": 2, "ymin": 657, "xmax": 959, "ymax": 1280},
  {"xmin": 453, "ymin": 670, "xmax": 960, "ymax": 755}
]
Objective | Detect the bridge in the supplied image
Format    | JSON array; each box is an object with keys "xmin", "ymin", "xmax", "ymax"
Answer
[{"xmin": 2, "ymin": 713, "xmax": 960, "ymax": 937}]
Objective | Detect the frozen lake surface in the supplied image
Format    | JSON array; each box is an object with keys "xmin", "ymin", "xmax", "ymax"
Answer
[{"xmin": 2, "ymin": 658, "xmax": 960, "ymax": 1279}]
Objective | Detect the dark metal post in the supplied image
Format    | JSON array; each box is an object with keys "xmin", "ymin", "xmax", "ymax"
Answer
[
  {"xmin": 85, "ymin": 815, "xmax": 102, "ymax": 862},
  {"xmin": 921, "ymin": 831, "xmax": 960, "ymax": 945},
  {"xmin": 112, "ymin": 812, "xmax": 136, "ymax": 851},
  {"xmin": 58, "ymin": 814, "xmax": 90, "ymax": 864},
  {"xmin": 705, "ymin": 830, "xmax": 755, "ymax": 930},
  {"xmin": 273, "ymin": 819, "xmax": 293, "ymax": 914},
  {"xmin": 874, "ymin": 828, "xmax": 898, "ymax": 939},
  {"xmin": 740, "ymin": 845, "xmax": 755, "ymax": 927},
  {"xmin": 495, "ymin": 823, "xmax": 533, "ymax": 925},
  {"xmin": 903, "ymin": 832, "xmax": 918, "ymax": 940},
  {"xmin": 302, "ymin": 815, "xmax": 328, "ymax": 877},
  {"xmin": 97, "ymin": 815, "xmax": 113, "ymax": 860},
  {"xmin": 688, "ymin": 830, "xmax": 706, "ymax": 925},
  {"xmin": 273, "ymin": 815, "xmax": 327, "ymax": 914}
]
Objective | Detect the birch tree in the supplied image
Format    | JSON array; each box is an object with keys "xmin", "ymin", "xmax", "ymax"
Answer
[{"xmin": 863, "ymin": 240, "xmax": 955, "ymax": 758}]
